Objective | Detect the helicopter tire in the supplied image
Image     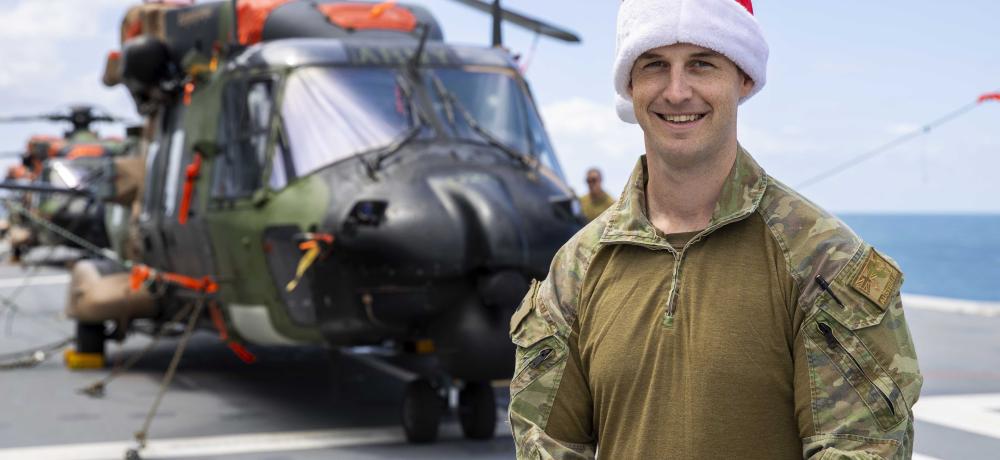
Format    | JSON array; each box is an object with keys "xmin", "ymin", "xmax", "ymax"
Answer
[
  {"xmin": 76, "ymin": 321, "xmax": 106, "ymax": 356},
  {"xmin": 401, "ymin": 379, "xmax": 443, "ymax": 443},
  {"xmin": 458, "ymin": 381, "xmax": 497, "ymax": 440}
]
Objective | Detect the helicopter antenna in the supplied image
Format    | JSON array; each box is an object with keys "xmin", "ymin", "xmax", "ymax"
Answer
[
  {"xmin": 491, "ymin": 0, "xmax": 502, "ymax": 47},
  {"xmin": 408, "ymin": 23, "xmax": 431, "ymax": 74}
]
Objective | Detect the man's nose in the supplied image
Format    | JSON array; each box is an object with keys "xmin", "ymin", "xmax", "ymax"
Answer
[{"xmin": 661, "ymin": 69, "xmax": 693, "ymax": 104}]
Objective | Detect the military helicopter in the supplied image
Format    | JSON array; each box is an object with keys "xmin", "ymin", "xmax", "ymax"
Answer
[
  {"xmin": 62, "ymin": 0, "xmax": 583, "ymax": 444},
  {"xmin": 0, "ymin": 105, "xmax": 138, "ymax": 260}
]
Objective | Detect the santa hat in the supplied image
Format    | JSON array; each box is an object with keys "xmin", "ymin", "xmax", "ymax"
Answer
[{"xmin": 614, "ymin": 0, "xmax": 769, "ymax": 123}]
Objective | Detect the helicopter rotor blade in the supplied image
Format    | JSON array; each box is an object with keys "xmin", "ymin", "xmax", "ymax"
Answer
[
  {"xmin": 447, "ymin": 0, "xmax": 581, "ymax": 44},
  {"xmin": 0, "ymin": 151, "xmax": 26, "ymax": 159},
  {"xmin": 0, "ymin": 114, "xmax": 58, "ymax": 124}
]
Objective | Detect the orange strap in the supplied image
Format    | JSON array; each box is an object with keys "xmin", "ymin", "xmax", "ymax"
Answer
[
  {"xmin": 178, "ymin": 153, "xmax": 202, "ymax": 225},
  {"xmin": 227, "ymin": 342, "xmax": 258, "ymax": 364},
  {"xmin": 129, "ymin": 264, "xmax": 153, "ymax": 291},
  {"xmin": 162, "ymin": 272, "xmax": 218, "ymax": 294},
  {"xmin": 129, "ymin": 264, "xmax": 218, "ymax": 294},
  {"xmin": 209, "ymin": 301, "xmax": 257, "ymax": 364}
]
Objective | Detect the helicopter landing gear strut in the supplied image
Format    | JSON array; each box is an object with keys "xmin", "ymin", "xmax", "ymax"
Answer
[
  {"xmin": 76, "ymin": 321, "xmax": 106, "ymax": 355},
  {"xmin": 65, "ymin": 321, "xmax": 106, "ymax": 369}
]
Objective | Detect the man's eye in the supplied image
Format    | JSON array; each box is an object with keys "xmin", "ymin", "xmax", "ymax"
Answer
[
  {"xmin": 692, "ymin": 60, "xmax": 715, "ymax": 69},
  {"xmin": 643, "ymin": 61, "xmax": 665, "ymax": 69}
]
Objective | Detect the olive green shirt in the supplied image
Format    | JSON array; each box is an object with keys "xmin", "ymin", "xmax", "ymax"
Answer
[
  {"xmin": 579, "ymin": 190, "xmax": 615, "ymax": 222},
  {"xmin": 509, "ymin": 148, "xmax": 922, "ymax": 459}
]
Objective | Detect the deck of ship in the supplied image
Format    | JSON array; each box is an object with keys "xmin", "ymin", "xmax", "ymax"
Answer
[{"xmin": 0, "ymin": 262, "xmax": 997, "ymax": 459}]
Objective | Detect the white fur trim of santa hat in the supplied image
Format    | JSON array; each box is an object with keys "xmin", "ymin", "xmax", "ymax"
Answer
[{"xmin": 614, "ymin": 0, "xmax": 769, "ymax": 123}]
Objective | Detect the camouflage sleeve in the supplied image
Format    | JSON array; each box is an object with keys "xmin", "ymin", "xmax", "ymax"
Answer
[
  {"xmin": 795, "ymin": 246, "xmax": 923, "ymax": 459},
  {"xmin": 508, "ymin": 275, "xmax": 596, "ymax": 459}
]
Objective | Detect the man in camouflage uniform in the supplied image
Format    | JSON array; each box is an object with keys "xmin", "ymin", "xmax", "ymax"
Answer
[{"xmin": 508, "ymin": 0, "xmax": 922, "ymax": 458}]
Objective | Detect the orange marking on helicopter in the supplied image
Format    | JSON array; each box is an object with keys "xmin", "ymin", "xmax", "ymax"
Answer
[
  {"xmin": 319, "ymin": 3, "xmax": 416, "ymax": 32},
  {"xmin": 178, "ymin": 153, "xmax": 202, "ymax": 225},
  {"xmin": 370, "ymin": 0, "xmax": 397, "ymax": 18},
  {"xmin": 979, "ymin": 93, "xmax": 1000, "ymax": 103},
  {"xmin": 67, "ymin": 144, "xmax": 105, "ymax": 159},
  {"xmin": 237, "ymin": 0, "xmax": 292, "ymax": 45}
]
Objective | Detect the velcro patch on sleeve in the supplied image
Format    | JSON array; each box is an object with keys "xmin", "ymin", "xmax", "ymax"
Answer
[{"xmin": 851, "ymin": 249, "xmax": 902, "ymax": 309}]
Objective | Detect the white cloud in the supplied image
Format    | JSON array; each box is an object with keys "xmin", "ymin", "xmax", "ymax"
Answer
[
  {"xmin": 541, "ymin": 97, "xmax": 644, "ymax": 195},
  {"xmin": 0, "ymin": 0, "xmax": 138, "ymax": 148},
  {"xmin": 0, "ymin": 0, "xmax": 134, "ymax": 88}
]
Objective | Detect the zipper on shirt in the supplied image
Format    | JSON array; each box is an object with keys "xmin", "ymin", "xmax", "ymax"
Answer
[
  {"xmin": 817, "ymin": 322, "xmax": 896, "ymax": 416},
  {"xmin": 662, "ymin": 249, "xmax": 685, "ymax": 328}
]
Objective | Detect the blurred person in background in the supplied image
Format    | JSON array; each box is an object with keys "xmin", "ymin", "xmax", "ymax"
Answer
[{"xmin": 579, "ymin": 167, "xmax": 615, "ymax": 222}]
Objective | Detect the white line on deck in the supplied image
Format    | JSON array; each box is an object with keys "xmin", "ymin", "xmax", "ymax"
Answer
[
  {"xmin": 0, "ymin": 422, "xmax": 511, "ymax": 460},
  {"xmin": 903, "ymin": 294, "xmax": 1000, "ymax": 317},
  {"xmin": 0, "ymin": 274, "xmax": 70, "ymax": 289},
  {"xmin": 914, "ymin": 393, "xmax": 1000, "ymax": 440}
]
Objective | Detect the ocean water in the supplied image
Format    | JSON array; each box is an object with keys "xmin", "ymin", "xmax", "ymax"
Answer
[{"xmin": 838, "ymin": 214, "xmax": 1000, "ymax": 301}]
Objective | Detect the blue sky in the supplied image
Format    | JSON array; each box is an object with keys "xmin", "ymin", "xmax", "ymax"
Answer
[{"xmin": 1, "ymin": 0, "xmax": 998, "ymax": 212}]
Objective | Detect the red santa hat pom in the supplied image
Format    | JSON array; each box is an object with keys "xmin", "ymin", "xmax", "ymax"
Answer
[{"xmin": 613, "ymin": 0, "xmax": 769, "ymax": 123}]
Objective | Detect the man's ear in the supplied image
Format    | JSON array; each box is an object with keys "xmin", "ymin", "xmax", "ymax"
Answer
[
  {"xmin": 627, "ymin": 80, "xmax": 633, "ymax": 97},
  {"xmin": 740, "ymin": 72, "xmax": 754, "ymax": 98}
]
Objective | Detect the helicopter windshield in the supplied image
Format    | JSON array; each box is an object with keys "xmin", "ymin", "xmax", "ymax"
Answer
[
  {"xmin": 279, "ymin": 65, "xmax": 565, "ymax": 179},
  {"xmin": 280, "ymin": 67, "xmax": 426, "ymax": 178}
]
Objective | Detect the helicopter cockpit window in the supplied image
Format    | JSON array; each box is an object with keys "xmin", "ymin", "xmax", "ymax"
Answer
[
  {"xmin": 213, "ymin": 79, "xmax": 274, "ymax": 198},
  {"xmin": 280, "ymin": 67, "xmax": 424, "ymax": 178},
  {"xmin": 426, "ymin": 68, "xmax": 529, "ymax": 154},
  {"xmin": 521, "ymin": 91, "xmax": 566, "ymax": 178},
  {"xmin": 425, "ymin": 68, "xmax": 565, "ymax": 177}
]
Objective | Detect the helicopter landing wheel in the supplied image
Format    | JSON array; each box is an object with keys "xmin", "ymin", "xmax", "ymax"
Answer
[
  {"xmin": 458, "ymin": 381, "xmax": 497, "ymax": 440},
  {"xmin": 76, "ymin": 321, "xmax": 106, "ymax": 355},
  {"xmin": 401, "ymin": 379, "xmax": 444, "ymax": 443}
]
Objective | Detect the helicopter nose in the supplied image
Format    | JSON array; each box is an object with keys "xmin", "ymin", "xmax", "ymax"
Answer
[{"xmin": 333, "ymin": 167, "xmax": 537, "ymax": 281}]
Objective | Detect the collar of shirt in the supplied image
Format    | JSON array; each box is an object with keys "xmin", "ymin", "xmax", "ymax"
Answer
[{"xmin": 600, "ymin": 145, "xmax": 768, "ymax": 250}]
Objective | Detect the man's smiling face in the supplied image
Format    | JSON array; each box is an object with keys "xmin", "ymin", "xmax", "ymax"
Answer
[{"xmin": 629, "ymin": 43, "xmax": 753, "ymax": 166}]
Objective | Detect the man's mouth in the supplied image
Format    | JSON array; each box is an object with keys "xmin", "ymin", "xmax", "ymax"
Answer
[{"xmin": 655, "ymin": 113, "xmax": 706, "ymax": 124}]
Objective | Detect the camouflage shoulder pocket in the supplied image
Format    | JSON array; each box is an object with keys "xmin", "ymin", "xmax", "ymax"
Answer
[
  {"xmin": 509, "ymin": 280, "xmax": 568, "ymax": 399},
  {"xmin": 806, "ymin": 247, "xmax": 910, "ymax": 433}
]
